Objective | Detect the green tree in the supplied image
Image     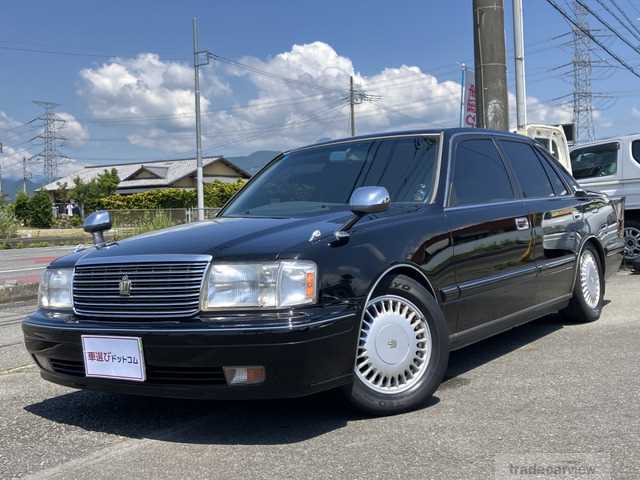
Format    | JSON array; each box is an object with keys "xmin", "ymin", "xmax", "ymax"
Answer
[
  {"xmin": 14, "ymin": 191, "xmax": 30, "ymax": 225},
  {"xmin": 28, "ymin": 191, "xmax": 53, "ymax": 228},
  {"xmin": 71, "ymin": 168, "xmax": 120, "ymax": 217}
]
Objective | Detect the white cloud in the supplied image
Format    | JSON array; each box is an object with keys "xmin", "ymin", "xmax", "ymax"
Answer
[
  {"xmin": 57, "ymin": 112, "xmax": 89, "ymax": 147},
  {"xmin": 79, "ymin": 53, "xmax": 230, "ymax": 134},
  {"xmin": 76, "ymin": 43, "xmax": 576, "ymax": 156}
]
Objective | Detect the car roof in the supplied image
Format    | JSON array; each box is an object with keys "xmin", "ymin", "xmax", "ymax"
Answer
[
  {"xmin": 571, "ymin": 132, "xmax": 640, "ymax": 150},
  {"xmin": 286, "ymin": 128, "xmax": 529, "ymax": 153}
]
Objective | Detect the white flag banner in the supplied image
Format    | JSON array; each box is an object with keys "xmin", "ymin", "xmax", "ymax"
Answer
[{"xmin": 463, "ymin": 69, "xmax": 477, "ymax": 128}]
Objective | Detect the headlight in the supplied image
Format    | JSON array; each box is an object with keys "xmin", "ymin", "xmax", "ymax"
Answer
[
  {"xmin": 38, "ymin": 268, "xmax": 74, "ymax": 309},
  {"xmin": 202, "ymin": 260, "xmax": 317, "ymax": 310}
]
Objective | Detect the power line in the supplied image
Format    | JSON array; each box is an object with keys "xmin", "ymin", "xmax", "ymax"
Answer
[
  {"xmin": 602, "ymin": 0, "xmax": 640, "ymax": 41},
  {"xmin": 0, "ymin": 44, "xmax": 188, "ymax": 61},
  {"xmin": 574, "ymin": 0, "xmax": 640, "ymax": 57},
  {"xmin": 545, "ymin": 0, "xmax": 640, "ymax": 80}
]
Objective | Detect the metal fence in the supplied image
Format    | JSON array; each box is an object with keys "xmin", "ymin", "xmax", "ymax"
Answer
[{"xmin": 107, "ymin": 208, "xmax": 221, "ymax": 230}]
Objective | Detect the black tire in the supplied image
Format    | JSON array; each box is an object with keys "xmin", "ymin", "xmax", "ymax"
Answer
[
  {"xmin": 561, "ymin": 243, "xmax": 604, "ymax": 323},
  {"xmin": 344, "ymin": 274, "xmax": 449, "ymax": 416},
  {"xmin": 624, "ymin": 219, "xmax": 640, "ymax": 264}
]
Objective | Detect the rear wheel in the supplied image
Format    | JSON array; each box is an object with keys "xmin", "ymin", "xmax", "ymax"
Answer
[
  {"xmin": 561, "ymin": 244, "xmax": 604, "ymax": 323},
  {"xmin": 624, "ymin": 219, "xmax": 640, "ymax": 262},
  {"xmin": 345, "ymin": 274, "xmax": 449, "ymax": 416}
]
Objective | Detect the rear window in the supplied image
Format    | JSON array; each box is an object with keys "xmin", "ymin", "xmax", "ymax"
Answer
[
  {"xmin": 632, "ymin": 140, "xmax": 640, "ymax": 165},
  {"xmin": 498, "ymin": 140, "xmax": 554, "ymax": 198},
  {"xmin": 570, "ymin": 142, "xmax": 618, "ymax": 179}
]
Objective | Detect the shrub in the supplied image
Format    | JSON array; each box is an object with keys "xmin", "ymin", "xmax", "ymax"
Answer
[
  {"xmin": 99, "ymin": 188, "xmax": 197, "ymax": 210},
  {"xmin": 28, "ymin": 191, "xmax": 54, "ymax": 228},
  {"xmin": 204, "ymin": 180, "xmax": 245, "ymax": 208},
  {"xmin": 98, "ymin": 181, "xmax": 245, "ymax": 211},
  {"xmin": 0, "ymin": 204, "xmax": 18, "ymax": 240}
]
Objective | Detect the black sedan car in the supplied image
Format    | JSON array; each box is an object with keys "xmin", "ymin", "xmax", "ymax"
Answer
[{"xmin": 23, "ymin": 128, "xmax": 625, "ymax": 415}]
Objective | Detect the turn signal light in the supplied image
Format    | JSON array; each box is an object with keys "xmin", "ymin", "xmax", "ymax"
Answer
[{"xmin": 223, "ymin": 366, "xmax": 265, "ymax": 385}]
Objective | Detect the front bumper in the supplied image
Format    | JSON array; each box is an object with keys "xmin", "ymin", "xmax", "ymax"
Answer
[{"xmin": 22, "ymin": 305, "xmax": 359, "ymax": 399}]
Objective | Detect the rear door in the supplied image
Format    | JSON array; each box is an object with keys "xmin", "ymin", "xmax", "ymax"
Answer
[
  {"xmin": 445, "ymin": 136, "xmax": 536, "ymax": 332},
  {"xmin": 497, "ymin": 139, "xmax": 578, "ymax": 305}
]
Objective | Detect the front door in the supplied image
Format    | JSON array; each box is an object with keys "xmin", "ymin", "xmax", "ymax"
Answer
[{"xmin": 445, "ymin": 137, "xmax": 536, "ymax": 332}]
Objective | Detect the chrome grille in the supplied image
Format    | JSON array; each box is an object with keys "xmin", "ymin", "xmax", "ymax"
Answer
[{"xmin": 73, "ymin": 260, "xmax": 209, "ymax": 319}]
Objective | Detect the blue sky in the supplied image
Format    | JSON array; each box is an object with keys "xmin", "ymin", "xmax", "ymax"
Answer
[{"xmin": 2, "ymin": 1, "xmax": 640, "ymax": 178}]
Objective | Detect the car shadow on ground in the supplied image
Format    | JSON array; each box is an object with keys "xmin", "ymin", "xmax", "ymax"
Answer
[{"xmin": 23, "ymin": 310, "xmax": 590, "ymax": 445}]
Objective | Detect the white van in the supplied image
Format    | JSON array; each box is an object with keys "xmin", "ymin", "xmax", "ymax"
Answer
[{"xmin": 570, "ymin": 135, "xmax": 640, "ymax": 261}]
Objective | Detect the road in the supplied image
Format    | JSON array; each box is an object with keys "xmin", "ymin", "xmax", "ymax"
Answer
[
  {"xmin": 1, "ymin": 272, "xmax": 638, "ymax": 479},
  {"xmin": 0, "ymin": 247, "xmax": 74, "ymax": 286}
]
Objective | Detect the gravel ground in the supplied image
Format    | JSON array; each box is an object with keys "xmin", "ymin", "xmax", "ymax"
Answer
[{"xmin": 1, "ymin": 271, "xmax": 638, "ymax": 480}]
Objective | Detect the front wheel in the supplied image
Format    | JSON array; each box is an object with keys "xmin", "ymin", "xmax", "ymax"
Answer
[
  {"xmin": 561, "ymin": 244, "xmax": 604, "ymax": 323},
  {"xmin": 345, "ymin": 274, "xmax": 449, "ymax": 416}
]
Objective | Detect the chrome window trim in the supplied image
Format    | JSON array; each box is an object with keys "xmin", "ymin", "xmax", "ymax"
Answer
[
  {"xmin": 443, "ymin": 132, "xmax": 586, "ymax": 211},
  {"xmin": 443, "ymin": 131, "xmax": 523, "ymax": 210}
]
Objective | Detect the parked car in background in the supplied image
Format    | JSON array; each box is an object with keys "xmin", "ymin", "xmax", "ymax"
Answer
[
  {"xmin": 570, "ymin": 134, "xmax": 640, "ymax": 261},
  {"xmin": 23, "ymin": 128, "xmax": 625, "ymax": 416}
]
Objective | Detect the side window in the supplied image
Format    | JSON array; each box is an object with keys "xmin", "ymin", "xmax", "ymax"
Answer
[
  {"xmin": 498, "ymin": 140, "xmax": 554, "ymax": 198},
  {"xmin": 570, "ymin": 143, "xmax": 619, "ymax": 179},
  {"xmin": 632, "ymin": 140, "xmax": 640, "ymax": 165},
  {"xmin": 534, "ymin": 148, "xmax": 568, "ymax": 195},
  {"xmin": 360, "ymin": 137, "xmax": 438, "ymax": 202},
  {"xmin": 450, "ymin": 139, "xmax": 514, "ymax": 206}
]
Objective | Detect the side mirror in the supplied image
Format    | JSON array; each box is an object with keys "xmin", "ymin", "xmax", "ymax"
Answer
[
  {"xmin": 574, "ymin": 188, "xmax": 588, "ymax": 198},
  {"xmin": 334, "ymin": 187, "xmax": 391, "ymax": 243},
  {"xmin": 83, "ymin": 210, "xmax": 112, "ymax": 246},
  {"xmin": 349, "ymin": 186, "xmax": 390, "ymax": 215}
]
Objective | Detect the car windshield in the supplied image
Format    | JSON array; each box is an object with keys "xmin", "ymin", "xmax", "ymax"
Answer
[{"xmin": 223, "ymin": 135, "xmax": 440, "ymax": 217}]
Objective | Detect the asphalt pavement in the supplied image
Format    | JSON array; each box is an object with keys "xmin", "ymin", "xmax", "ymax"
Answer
[
  {"xmin": 1, "ymin": 272, "xmax": 638, "ymax": 479},
  {"xmin": 0, "ymin": 247, "xmax": 74, "ymax": 287}
]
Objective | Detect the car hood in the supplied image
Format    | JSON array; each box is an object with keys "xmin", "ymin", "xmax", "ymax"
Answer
[{"xmin": 52, "ymin": 211, "xmax": 355, "ymax": 267}]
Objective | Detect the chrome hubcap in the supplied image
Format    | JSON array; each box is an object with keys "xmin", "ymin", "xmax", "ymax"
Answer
[
  {"xmin": 580, "ymin": 250, "xmax": 601, "ymax": 309},
  {"xmin": 355, "ymin": 295, "xmax": 432, "ymax": 394},
  {"xmin": 624, "ymin": 226, "xmax": 640, "ymax": 260}
]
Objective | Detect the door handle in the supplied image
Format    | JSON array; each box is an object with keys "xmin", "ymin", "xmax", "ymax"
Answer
[{"xmin": 515, "ymin": 217, "xmax": 530, "ymax": 230}]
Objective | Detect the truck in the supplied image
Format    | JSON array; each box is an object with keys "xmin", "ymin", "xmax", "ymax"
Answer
[{"xmin": 569, "ymin": 134, "xmax": 640, "ymax": 262}]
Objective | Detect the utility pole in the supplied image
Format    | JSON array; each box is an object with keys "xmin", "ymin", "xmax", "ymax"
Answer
[
  {"xmin": 0, "ymin": 143, "xmax": 3, "ymax": 200},
  {"xmin": 512, "ymin": 0, "xmax": 527, "ymax": 130},
  {"xmin": 192, "ymin": 17, "xmax": 205, "ymax": 221},
  {"xmin": 22, "ymin": 157, "xmax": 29, "ymax": 193},
  {"xmin": 459, "ymin": 64, "xmax": 467, "ymax": 127},
  {"xmin": 349, "ymin": 76, "xmax": 356, "ymax": 136},
  {"xmin": 473, "ymin": 0, "xmax": 509, "ymax": 130},
  {"xmin": 345, "ymin": 76, "xmax": 381, "ymax": 137}
]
